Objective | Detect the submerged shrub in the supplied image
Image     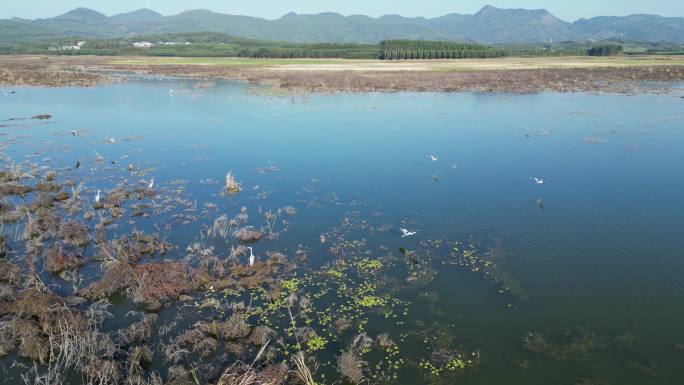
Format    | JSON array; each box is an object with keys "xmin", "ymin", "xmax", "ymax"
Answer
[{"xmin": 337, "ymin": 349, "xmax": 366, "ymax": 384}]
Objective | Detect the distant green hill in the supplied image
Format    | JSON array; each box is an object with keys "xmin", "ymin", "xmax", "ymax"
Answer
[
  {"xmin": 2, "ymin": 6, "xmax": 684, "ymax": 44},
  {"xmin": 0, "ymin": 20, "xmax": 55, "ymax": 42}
]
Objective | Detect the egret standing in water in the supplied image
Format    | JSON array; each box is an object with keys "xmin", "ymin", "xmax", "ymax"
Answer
[
  {"xmin": 246, "ymin": 247, "xmax": 256, "ymax": 266},
  {"xmin": 148, "ymin": 178, "xmax": 155, "ymax": 189},
  {"xmin": 95, "ymin": 190, "xmax": 101, "ymax": 203}
]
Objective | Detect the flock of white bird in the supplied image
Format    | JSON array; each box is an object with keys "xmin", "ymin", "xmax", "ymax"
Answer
[{"xmin": 86, "ymin": 146, "xmax": 544, "ymax": 268}]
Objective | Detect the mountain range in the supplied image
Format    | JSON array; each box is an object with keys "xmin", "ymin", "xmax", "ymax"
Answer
[{"xmin": 1, "ymin": 5, "xmax": 683, "ymax": 44}]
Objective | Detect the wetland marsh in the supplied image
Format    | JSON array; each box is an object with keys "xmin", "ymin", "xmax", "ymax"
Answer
[{"xmin": 1, "ymin": 80, "xmax": 684, "ymax": 385}]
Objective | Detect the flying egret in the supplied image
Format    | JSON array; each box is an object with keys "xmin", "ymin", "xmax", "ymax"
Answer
[
  {"xmin": 69, "ymin": 130, "xmax": 77, "ymax": 136},
  {"xmin": 108, "ymin": 137, "xmax": 117, "ymax": 143},
  {"xmin": 429, "ymin": 155, "xmax": 438, "ymax": 161},
  {"xmin": 531, "ymin": 177, "xmax": 544, "ymax": 185},
  {"xmin": 400, "ymin": 228, "xmax": 417, "ymax": 238},
  {"xmin": 95, "ymin": 190, "xmax": 101, "ymax": 203},
  {"xmin": 148, "ymin": 178, "xmax": 155, "ymax": 189},
  {"xmin": 246, "ymin": 247, "xmax": 256, "ymax": 266}
]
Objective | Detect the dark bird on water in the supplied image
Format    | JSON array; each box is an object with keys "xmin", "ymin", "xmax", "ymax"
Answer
[{"xmin": 75, "ymin": 160, "xmax": 80, "ymax": 169}]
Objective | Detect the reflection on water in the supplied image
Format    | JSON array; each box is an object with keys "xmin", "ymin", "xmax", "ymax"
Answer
[{"xmin": 1, "ymin": 80, "xmax": 684, "ymax": 385}]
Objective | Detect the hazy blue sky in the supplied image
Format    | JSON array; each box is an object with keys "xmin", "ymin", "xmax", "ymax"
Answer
[{"xmin": 3, "ymin": 0, "xmax": 683, "ymax": 21}]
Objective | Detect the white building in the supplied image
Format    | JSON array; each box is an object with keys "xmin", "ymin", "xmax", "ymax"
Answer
[{"xmin": 133, "ymin": 41, "xmax": 154, "ymax": 48}]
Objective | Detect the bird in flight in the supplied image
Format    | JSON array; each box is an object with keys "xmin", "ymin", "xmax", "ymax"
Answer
[
  {"xmin": 531, "ymin": 177, "xmax": 544, "ymax": 185},
  {"xmin": 400, "ymin": 228, "xmax": 418, "ymax": 238}
]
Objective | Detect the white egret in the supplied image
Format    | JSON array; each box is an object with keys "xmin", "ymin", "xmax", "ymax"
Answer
[
  {"xmin": 108, "ymin": 137, "xmax": 117, "ymax": 143},
  {"xmin": 429, "ymin": 155, "xmax": 438, "ymax": 161},
  {"xmin": 95, "ymin": 190, "xmax": 101, "ymax": 203},
  {"xmin": 531, "ymin": 177, "xmax": 544, "ymax": 185},
  {"xmin": 148, "ymin": 178, "xmax": 155, "ymax": 189},
  {"xmin": 246, "ymin": 247, "xmax": 256, "ymax": 266},
  {"xmin": 400, "ymin": 228, "xmax": 417, "ymax": 238}
]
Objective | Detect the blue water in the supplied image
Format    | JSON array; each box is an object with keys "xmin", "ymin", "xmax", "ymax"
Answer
[{"xmin": 2, "ymin": 80, "xmax": 684, "ymax": 385}]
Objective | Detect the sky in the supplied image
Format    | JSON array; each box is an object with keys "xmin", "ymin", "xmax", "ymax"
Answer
[{"xmin": 2, "ymin": 0, "xmax": 683, "ymax": 21}]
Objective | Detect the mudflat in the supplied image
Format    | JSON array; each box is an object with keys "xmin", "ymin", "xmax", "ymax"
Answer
[{"xmin": 2, "ymin": 55, "xmax": 684, "ymax": 93}]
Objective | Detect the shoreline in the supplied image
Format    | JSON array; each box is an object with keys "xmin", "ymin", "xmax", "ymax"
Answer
[{"xmin": 2, "ymin": 55, "xmax": 684, "ymax": 94}]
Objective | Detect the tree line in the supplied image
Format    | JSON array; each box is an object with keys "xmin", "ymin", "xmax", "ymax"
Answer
[
  {"xmin": 587, "ymin": 45, "xmax": 623, "ymax": 56},
  {"xmin": 1, "ymin": 33, "xmax": 646, "ymax": 60},
  {"xmin": 379, "ymin": 40, "xmax": 509, "ymax": 59}
]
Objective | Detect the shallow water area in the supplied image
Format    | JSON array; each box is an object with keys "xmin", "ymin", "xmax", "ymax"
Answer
[{"xmin": 1, "ymin": 79, "xmax": 684, "ymax": 385}]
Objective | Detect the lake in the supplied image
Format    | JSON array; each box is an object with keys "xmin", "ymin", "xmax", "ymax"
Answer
[{"xmin": 1, "ymin": 80, "xmax": 684, "ymax": 385}]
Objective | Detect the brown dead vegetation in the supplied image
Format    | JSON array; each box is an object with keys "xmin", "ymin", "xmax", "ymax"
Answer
[
  {"xmin": 200, "ymin": 313, "xmax": 252, "ymax": 341},
  {"xmin": 130, "ymin": 262, "xmax": 198, "ymax": 310},
  {"xmin": 0, "ymin": 183, "xmax": 32, "ymax": 196},
  {"xmin": 0, "ymin": 56, "xmax": 107, "ymax": 87},
  {"xmin": 58, "ymin": 221, "xmax": 90, "ymax": 247},
  {"xmin": 3, "ymin": 55, "xmax": 684, "ymax": 93},
  {"xmin": 228, "ymin": 251, "xmax": 294, "ymax": 290},
  {"xmin": 45, "ymin": 243, "xmax": 84, "ymax": 273},
  {"xmin": 0, "ymin": 259, "xmax": 20, "ymax": 285}
]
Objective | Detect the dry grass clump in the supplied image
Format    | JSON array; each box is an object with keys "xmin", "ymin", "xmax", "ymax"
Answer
[
  {"xmin": 103, "ymin": 187, "xmax": 131, "ymax": 208},
  {"xmin": 233, "ymin": 226, "xmax": 264, "ymax": 242},
  {"xmin": 200, "ymin": 313, "xmax": 252, "ymax": 341},
  {"xmin": 34, "ymin": 182, "xmax": 61, "ymax": 193},
  {"xmin": 23, "ymin": 207, "xmax": 61, "ymax": 243},
  {"xmin": 337, "ymin": 349, "xmax": 365, "ymax": 384},
  {"xmin": 82, "ymin": 234, "xmax": 178, "ymax": 304},
  {"xmin": 98, "ymin": 233, "xmax": 171, "ymax": 264},
  {"xmin": 2, "ymin": 288, "xmax": 123, "ymax": 385},
  {"xmin": 0, "ymin": 183, "xmax": 33, "ymax": 196},
  {"xmin": 58, "ymin": 221, "xmax": 90, "ymax": 247},
  {"xmin": 44, "ymin": 243, "xmax": 84, "ymax": 273},
  {"xmin": 336, "ymin": 334, "xmax": 372, "ymax": 384},
  {"xmin": 0, "ymin": 259, "xmax": 20, "ymax": 284},
  {"xmin": 80, "ymin": 259, "xmax": 134, "ymax": 300},
  {"xmin": 129, "ymin": 262, "xmax": 198, "ymax": 310},
  {"xmin": 0, "ymin": 200, "xmax": 22, "ymax": 224},
  {"xmin": 226, "ymin": 172, "xmax": 242, "ymax": 194},
  {"xmin": 228, "ymin": 251, "xmax": 294, "ymax": 290},
  {"xmin": 0, "ymin": 169, "xmax": 19, "ymax": 183},
  {"xmin": 117, "ymin": 313, "xmax": 158, "ymax": 347},
  {"xmin": 173, "ymin": 328, "xmax": 218, "ymax": 357},
  {"xmin": 0, "ymin": 234, "xmax": 7, "ymax": 258},
  {"xmin": 216, "ymin": 340, "xmax": 282, "ymax": 385},
  {"xmin": 3, "ymin": 318, "xmax": 49, "ymax": 361},
  {"xmin": 248, "ymin": 326, "xmax": 275, "ymax": 346}
]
